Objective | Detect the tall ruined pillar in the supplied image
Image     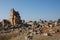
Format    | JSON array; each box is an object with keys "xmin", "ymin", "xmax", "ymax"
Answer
[{"xmin": 9, "ymin": 8, "xmax": 15, "ymax": 25}]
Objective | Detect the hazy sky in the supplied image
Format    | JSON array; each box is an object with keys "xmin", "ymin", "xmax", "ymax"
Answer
[{"xmin": 0, "ymin": 0, "xmax": 60, "ymax": 21}]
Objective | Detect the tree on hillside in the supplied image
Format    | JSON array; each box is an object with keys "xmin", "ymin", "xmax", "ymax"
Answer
[
  {"xmin": 57, "ymin": 19, "xmax": 60, "ymax": 26},
  {"xmin": 57, "ymin": 19, "xmax": 60, "ymax": 23}
]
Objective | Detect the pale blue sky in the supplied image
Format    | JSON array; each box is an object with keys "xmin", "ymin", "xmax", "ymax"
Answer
[{"xmin": 0, "ymin": 0, "xmax": 60, "ymax": 21}]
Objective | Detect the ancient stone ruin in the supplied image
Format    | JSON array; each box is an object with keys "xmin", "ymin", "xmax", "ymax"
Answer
[
  {"xmin": 0, "ymin": 8, "xmax": 60, "ymax": 40},
  {"xmin": 9, "ymin": 8, "xmax": 22, "ymax": 26},
  {"xmin": 1, "ymin": 8, "xmax": 22, "ymax": 27}
]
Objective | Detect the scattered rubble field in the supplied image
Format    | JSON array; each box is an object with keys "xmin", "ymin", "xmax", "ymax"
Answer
[{"xmin": 0, "ymin": 30, "xmax": 60, "ymax": 40}]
